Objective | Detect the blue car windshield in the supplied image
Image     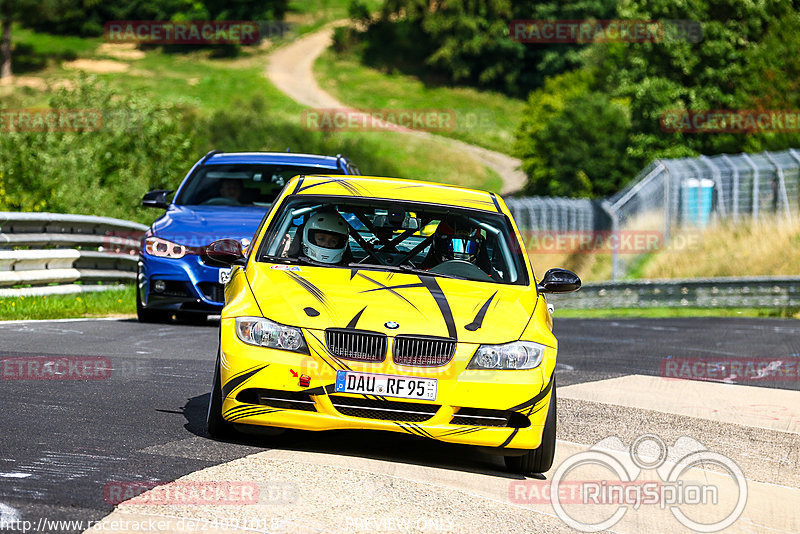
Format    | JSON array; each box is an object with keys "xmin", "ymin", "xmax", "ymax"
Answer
[{"xmin": 175, "ymin": 164, "xmax": 343, "ymax": 207}]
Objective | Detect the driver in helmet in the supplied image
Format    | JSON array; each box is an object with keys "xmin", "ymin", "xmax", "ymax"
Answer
[
  {"xmin": 422, "ymin": 219, "xmax": 484, "ymax": 268},
  {"xmin": 301, "ymin": 210, "xmax": 350, "ymax": 264}
]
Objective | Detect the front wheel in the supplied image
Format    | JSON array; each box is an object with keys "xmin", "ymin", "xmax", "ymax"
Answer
[
  {"xmin": 136, "ymin": 292, "xmax": 169, "ymax": 323},
  {"xmin": 505, "ymin": 379, "xmax": 557, "ymax": 475},
  {"xmin": 206, "ymin": 350, "xmax": 237, "ymax": 439}
]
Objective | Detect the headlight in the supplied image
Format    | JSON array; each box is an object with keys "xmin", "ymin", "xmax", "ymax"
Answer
[
  {"xmin": 144, "ymin": 237, "xmax": 187, "ymax": 259},
  {"xmin": 235, "ymin": 317, "xmax": 308, "ymax": 354},
  {"xmin": 467, "ymin": 341, "xmax": 546, "ymax": 370}
]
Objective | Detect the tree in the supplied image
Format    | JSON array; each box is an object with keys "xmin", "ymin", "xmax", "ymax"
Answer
[
  {"xmin": 516, "ymin": 70, "xmax": 636, "ymax": 197},
  {"xmin": 352, "ymin": 0, "xmax": 618, "ymax": 97},
  {"xmin": 0, "ymin": 0, "xmax": 37, "ymax": 78}
]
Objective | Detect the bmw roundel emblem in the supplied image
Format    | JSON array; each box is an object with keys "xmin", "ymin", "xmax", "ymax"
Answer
[{"xmin": 385, "ymin": 321, "xmax": 399, "ymax": 330}]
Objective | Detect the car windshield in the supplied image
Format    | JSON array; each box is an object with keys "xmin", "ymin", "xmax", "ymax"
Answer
[
  {"xmin": 257, "ymin": 197, "xmax": 528, "ymax": 285},
  {"xmin": 175, "ymin": 164, "xmax": 343, "ymax": 206}
]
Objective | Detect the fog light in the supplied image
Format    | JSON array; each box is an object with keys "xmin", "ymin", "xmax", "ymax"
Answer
[{"xmin": 153, "ymin": 280, "xmax": 166, "ymax": 293}]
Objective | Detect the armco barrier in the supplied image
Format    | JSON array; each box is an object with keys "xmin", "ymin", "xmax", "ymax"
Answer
[
  {"xmin": 547, "ymin": 276, "xmax": 800, "ymax": 309},
  {"xmin": 0, "ymin": 212, "xmax": 146, "ymax": 297}
]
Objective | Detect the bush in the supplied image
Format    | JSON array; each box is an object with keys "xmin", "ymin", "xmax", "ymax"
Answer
[
  {"xmin": 515, "ymin": 71, "xmax": 637, "ymax": 197},
  {"xmin": 0, "ymin": 78, "xmax": 401, "ymax": 223},
  {"xmin": 0, "ymin": 76, "xmax": 198, "ymax": 223}
]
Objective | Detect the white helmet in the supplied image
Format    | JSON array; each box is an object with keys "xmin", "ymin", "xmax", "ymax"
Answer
[{"xmin": 302, "ymin": 210, "xmax": 349, "ymax": 264}]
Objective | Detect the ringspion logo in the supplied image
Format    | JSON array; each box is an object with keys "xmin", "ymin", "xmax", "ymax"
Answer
[{"xmin": 510, "ymin": 434, "xmax": 747, "ymax": 532}]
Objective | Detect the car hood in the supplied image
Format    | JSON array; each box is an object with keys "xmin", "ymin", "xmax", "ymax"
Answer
[
  {"xmin": 247, "ymin": 264, "xmax": 538, "ymax": 344},
  {"xmin": 151, "ymin": 205, "xmax": 268, "ymax": 247}
]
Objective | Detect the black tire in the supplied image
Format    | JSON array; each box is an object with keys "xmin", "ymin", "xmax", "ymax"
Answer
[
  {"xmin": 505, "ymin": 379, "xmax": 557, "ymax": 475},
  {"xmin": 136, "ymin": 291, "xmax": 169, "ymax": 323},
  {"xmin": 136, "ymin": 268, "xmax": 169, "ymax": 323},
  {"xmin": 206, "ymin": 350, "xmax": 237, "ymax": 439}
]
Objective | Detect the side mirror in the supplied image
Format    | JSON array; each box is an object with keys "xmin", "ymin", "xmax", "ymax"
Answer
[
  {"xmin": 142, "ymin": 189, "xmax": 174, "ymax": 209},
  {"xmin": 202, "ymin": 239, "xmax": 246, "ymax": 267},
  {"xmin": 538, "ymin": 268, "xmax": 581, "ymax": 294}
]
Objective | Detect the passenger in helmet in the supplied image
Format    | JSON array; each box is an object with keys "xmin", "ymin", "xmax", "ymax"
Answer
[
  {"xmin": 301, "ymin": 210, "xmax": 350, "ymax": 264},
  {"xmin": 425, "ymin": 219, "xmax": 483, "ymax": 266}
]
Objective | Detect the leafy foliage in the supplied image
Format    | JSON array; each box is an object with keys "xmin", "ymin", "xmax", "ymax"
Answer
[
  {"xmin": 343, "ymin": 0, "xmax": 617, "ymax": 97},
  {"xmin": 8, "ymin": 0, "xmax": 288, "ymax": 36},
  {"xmin": 0, "ymin": 77, "xmax": 400, "ymax": 223},
  {"xmin": 517, "ymin": 0, "xmax": 800, "ymax": 196}
]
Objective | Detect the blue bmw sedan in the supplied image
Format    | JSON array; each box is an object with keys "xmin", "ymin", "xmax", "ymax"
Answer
[{"xmin": 137, "ymin": 150, "xmax": 360, "ymax": 322}]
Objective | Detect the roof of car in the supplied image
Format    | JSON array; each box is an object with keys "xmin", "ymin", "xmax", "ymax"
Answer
[
  {"xmin": 287, "ymin": 175, "xmax": 505, "ymax": 214},
  {"xmin": 203, "ymin": 152, "xmax": 344, "ymax": 168}
]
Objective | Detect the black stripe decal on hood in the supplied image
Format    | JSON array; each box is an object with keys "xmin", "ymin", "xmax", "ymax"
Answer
[
  {"xmin": 419, "ymin": 275, "xmax": 457, "ymax": 339},
  {"xmin": 464, "ymin": 291, "xmax": 497, "ymax": 331},
  {"xmin": 508, "ymin": 377, "xmax": 554, "ymax": 413},
  {"xmin": 347, "ymin": 306, "xmax": 367, "ymax": 329},
  {"xmin": 286, "ymin": 271, "xmax": 327, "ymax": 304},
  {"xmin": 222, "ymin": 365, "xmax": 268, "ymax": 398},
  {"xmin": 357, "ymin": 273, "xmax": 420, "ymax": 311}
]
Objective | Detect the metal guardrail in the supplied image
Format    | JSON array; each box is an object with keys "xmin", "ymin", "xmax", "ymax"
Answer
[
  {"xmin": 548, "ymin": 276, "xmax": 800, "ymax": 309},
  {"xmin": 0, "ymin": 212, "xmax": 146, "ymax": 297}
]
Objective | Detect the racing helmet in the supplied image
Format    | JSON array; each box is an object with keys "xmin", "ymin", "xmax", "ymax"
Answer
[
  {"xmin": 433, "ymin": 220, "xmax": 482, "ymax": 263},
  {"xmin": 302, "ymin": 210, "xmax": 349, "ymax": 264}
]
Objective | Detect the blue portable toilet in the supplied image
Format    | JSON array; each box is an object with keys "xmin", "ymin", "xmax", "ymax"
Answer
[{"xmin": 681, "ymin": 178, "xmax": 714, "ymax": 227}]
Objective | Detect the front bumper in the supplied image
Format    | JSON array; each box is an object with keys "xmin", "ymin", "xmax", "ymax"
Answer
[
  {"xmin": 218, "ymin": 319, "xmax": 555, "ymax": 451},
  {"xmin": 138, "ymin": 253, "xmax": 227, "ymax": 313}
]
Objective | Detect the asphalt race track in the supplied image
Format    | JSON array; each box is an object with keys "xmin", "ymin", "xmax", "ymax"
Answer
[{"xmin": 1, "ymin": 317, "xmax": 799, "ymax": 533}]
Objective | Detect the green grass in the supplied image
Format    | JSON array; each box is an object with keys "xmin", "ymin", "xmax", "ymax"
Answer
[
  {"xmin": 0, "ymin": 286, "xmax": 135, "ymax": 320},
  {"xmin": 314, "ymin": 48, "xmax": 527, "ymax": 155},
  {"xmin": 288, "ymin": 0, "xmax": 383, "ymax": 34},
  {"xmin": 3, "ymin": 28, "xmax": 501, "ymax": 192},
  {"xmin": 13, "ymin": 25, "xmax": 101, "ymax": 57},
  {"xmin": 555, "ymin": 307, "xmax": 800, "ymax": 319}
]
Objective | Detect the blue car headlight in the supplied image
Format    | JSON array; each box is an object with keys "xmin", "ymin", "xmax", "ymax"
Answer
[
  {"xmin": 235, "ymin": 316, "xmax": 308, "ymax": 354},
  {"xmin": 467, "ymin": 341, "xmax": 545, "ymax": 370},
  {"xmin": 144, "ymin": 237, "xmax": 187, "ymax": 259}
]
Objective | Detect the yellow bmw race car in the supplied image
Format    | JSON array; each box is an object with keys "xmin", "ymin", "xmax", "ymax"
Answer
[{"xmin": 203, "ymin": 175, "xmax": 580, "ymax": 474}]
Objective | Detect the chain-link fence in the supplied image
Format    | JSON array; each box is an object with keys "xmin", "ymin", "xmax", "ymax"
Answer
[{"xmin": 505, "ymin": 149, "xmax": 800, "ymax": 279}]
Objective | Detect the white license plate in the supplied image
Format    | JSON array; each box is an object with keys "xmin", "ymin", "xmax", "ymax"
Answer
[
  {"xmin": 335, "ymin": 371, "xmax": 437, "ymax": 401},
  {"xmin": 218, "ymin": 268, "xmax": 232, "ymax": 284}
]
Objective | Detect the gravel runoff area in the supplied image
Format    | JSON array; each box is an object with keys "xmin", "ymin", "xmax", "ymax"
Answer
[
  {"xmin": 86, "ymin": 452, "xmax": 573, "ymax": 534},
  {"xmin": 85, "ymin": 394, "xmax": 800, "ymax": 534}
]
